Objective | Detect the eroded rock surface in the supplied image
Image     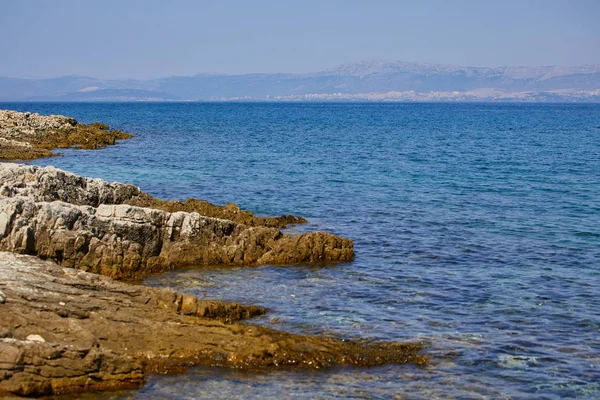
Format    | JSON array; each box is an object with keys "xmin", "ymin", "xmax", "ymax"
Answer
[
  {"xmin": 0, "ymin": 252, "xmax": 426, "ymax": 397},
  {"xmin": 0, "ymin": 109, "xmax": 132, "ymax": 161},
  {"xmin": 0, "ymin": 164, "xmax": 353, "ymax": 279},
  {"xmin": 0, "ymin": 163, "xmax": 141, "ymax": 206}
]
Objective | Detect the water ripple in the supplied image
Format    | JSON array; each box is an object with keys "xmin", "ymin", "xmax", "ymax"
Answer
[{"xmin": 5, "ymin": 102, "xmax": 599, "ymax": 399}]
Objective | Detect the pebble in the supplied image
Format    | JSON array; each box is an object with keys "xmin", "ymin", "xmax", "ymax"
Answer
[
  {"xmin": 0, "ymin": 289, "xmax": 5, "ymax": 304},
  {"xmin": 26, "ymin": 334, "xmax": 46, "ymax": 343}
]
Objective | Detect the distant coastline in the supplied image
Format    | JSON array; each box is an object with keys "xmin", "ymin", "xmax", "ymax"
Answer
[
  {"xmin": 2, "ymin": 60, "xmax": 599, "ymax": 103},
  {"xmin": 2, "ymin": 94, "xmax": 600, "ymax": 103}
]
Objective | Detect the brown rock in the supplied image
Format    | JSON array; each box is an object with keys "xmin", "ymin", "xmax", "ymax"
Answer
[
  {"xmin": 259, "ymin": 231, "xmax": 356, "ymax": 264},
  {"xmin": 0, "ymin": 164, "xmax": 353, "ymax": 279},
  {"xmin": 0, "ymin": 110, "xmax": 133, "ymax": 161},
  {"xmin": 180, "ymin": 294, "xmax": 198, "ymax": 315},
  {"xmin": 0, "ymin": 252, "xmax": 426, "ymax": 397}
]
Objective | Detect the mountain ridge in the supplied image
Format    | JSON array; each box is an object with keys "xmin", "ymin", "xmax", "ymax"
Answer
[{"xmin": 1, "ymin": 60, "xmax": 599, "ymax": 102}]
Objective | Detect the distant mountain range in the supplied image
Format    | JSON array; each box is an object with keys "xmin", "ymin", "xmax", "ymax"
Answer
[{"xmin": 1, "ymin": 60, "xmax": 600, "ymax": 102}]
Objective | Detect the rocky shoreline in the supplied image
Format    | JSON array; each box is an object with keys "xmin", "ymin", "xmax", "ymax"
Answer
[
  {"xmin": 0, "ymin": 164, "xmax": 354, "ymax": 280},
  {"xmin": 0, "ymin": 110, "xmax": 426, "ymax": 397},
  {"xmin": 0, "ymin": 110, "xmax": 132, "ymax": 161},
  {"xmin": 0, "ymin": 252, "xmax": 425, "ymax": 397}
]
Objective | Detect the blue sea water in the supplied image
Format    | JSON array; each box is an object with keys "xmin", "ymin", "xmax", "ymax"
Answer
[{"xmin": 3, "ymin": 102, "xmax": 600, "ymax": 399}]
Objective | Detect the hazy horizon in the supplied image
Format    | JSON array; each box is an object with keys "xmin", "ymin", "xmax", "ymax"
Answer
[
  {"xmin": 2, "ymin": 0, "xmax": 599, "ymax": 80},
  {"xmin": 4, "ymin": 58, "xmax": 600, "ymax": 81}
]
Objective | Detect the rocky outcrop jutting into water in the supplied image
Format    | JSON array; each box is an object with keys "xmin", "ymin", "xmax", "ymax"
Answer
[
  {"xmin": 0, "ymin": 164, "xmax": 353, "ymax": 279},
  {"xmin": 0, "ymin": 109, "xmax": 132, "ymax": 160},
  {"xmin": 0, "ymin": 110, "xmax": 423, "ymax": 397},
  {"xmin": 0, "ymin": 252, "xmax": 425, "ymax": 397}
]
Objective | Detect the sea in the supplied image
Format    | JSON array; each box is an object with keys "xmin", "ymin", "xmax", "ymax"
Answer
[{"xmin": 2, "ymin": 102, "xmax": 599, "ymax": 399}]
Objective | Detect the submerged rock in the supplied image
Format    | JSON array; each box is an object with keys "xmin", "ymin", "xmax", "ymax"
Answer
[
  {"xmin": 0, "ymin": 163, "xmax": 353, "ymax": 279},
  {"xmin": 0, "ymin": 252, "xmax": 426, "ymax": 397},
  {"xmin": 0, "ymin": 109, "xmax": 132, "ymax": 161}
]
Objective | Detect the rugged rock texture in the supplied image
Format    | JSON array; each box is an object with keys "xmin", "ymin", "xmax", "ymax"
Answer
[
  {"xmin": 0, "ymin": 162, "xmax": 141, "ymax": 206},
  {"xmin": 0, "ymin": 164, "xmax": 353, "ymax": 279},
  {"xmin": 0, "ymin": 252, "xmax": 426, "ymax": 397},
  {"xmin": 0, "ymin": 156, "xmax": 305, "ymax": 228},
  {"xmin": 0, "ymin": 110, "xmax": 77, "ymax": 139},
  {"xmin": 0, "ymin": 109, "xmax": 132, "ymax": 160}
]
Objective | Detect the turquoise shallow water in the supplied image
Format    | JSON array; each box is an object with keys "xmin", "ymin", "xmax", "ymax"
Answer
[{"xmin": 3, "ymin": 102, "xmax": 600, "ymax": 399}]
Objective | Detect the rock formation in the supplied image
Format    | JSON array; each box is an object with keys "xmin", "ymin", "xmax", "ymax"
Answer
[
  {"xmin": 0, "ymin": 252, "xmax": 425, "ymax": 397},
  {"xmin": 0, "ymin": 109, "xmax": 132, "ymax": 160},
  {"xmin": 0, "ymin": 164, "xmax": 352, "ymax": 279}
]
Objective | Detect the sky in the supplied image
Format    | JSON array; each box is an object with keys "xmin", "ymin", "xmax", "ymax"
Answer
[{"xmin": 1, "ymin": 0, "xmax": 599, "ymax": 79}]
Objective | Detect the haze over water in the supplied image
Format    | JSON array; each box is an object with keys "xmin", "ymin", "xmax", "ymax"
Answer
[{"xmin": 4, "ymin": 102, "xmax": 599, "ymax": 399}]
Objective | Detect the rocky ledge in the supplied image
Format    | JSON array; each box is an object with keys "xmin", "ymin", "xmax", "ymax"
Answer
[
  {"xmin": 0, "ymin": 252, "xmax": 426, "ymax": 397},
  {"xmin": 0, "ymin": 109, "xmax": 132, "ymax": 161},
  {"xmin": 0, "ymin": 164, "xmax": 351, "ymax": 279}
]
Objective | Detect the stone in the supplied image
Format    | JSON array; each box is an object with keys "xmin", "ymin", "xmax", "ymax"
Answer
[
  {"xmin": 180, "ymin": 294, "xmax": 198, "ymax": 315},
  {"xmin": 0, "ymin": 252, "xmax": 426, "ymax": 397},
  {"xmin": 0, "ymin": 110, "xmax": 77, "ymax": 140},
  {"xmin": 25, "ymin": 334, "xmax": 45, "ymax": 343},
  {"xmin": 0, "ymin": 164, "xmax": 354, "ymax": 279},
  {"xmin": 0, "ymin": 289, "xmax": 5, "ymax": 304},
  {"xmin": 0, "ymin": 162, "xmax": 141, "ymax": 206},
  {"xmin": 0, "ymin": 109, "xmax": 132, "ymax": 161},
  {"xmin": 0, "ymin": 338, "xmax": 144, "ymax": 396}
]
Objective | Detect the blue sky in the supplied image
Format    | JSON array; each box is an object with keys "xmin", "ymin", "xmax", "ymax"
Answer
[{"xmin": 2, "ymin": 0, "xmax": 599, "ymax": 79}]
